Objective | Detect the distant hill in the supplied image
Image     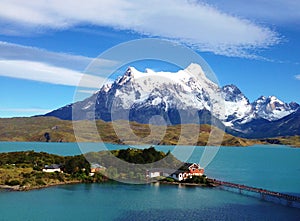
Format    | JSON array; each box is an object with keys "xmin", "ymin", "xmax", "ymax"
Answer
[
  {"xmin": 229, "ymin": 109, "xmax": 300, "ymax": 139},
  {"xmin": 0, "ymin": 117, "xmax": 266, "ymax": 146}
]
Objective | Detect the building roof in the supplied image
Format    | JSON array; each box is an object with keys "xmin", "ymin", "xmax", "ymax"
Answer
[
  {"xmin": 146, "ymin": 168, "xmax": 177, "ymax": 174},
  {"xmin": 44, "ymin": 164, "xmax": 62, "ymax": 169},
  {"xmin": 179, "ymin": 163, "xmax": 202, "ymax": 171},
  {"xmin": 90, "ymin": 163, "xmax": 106, "ymax": 169},
  {"xmin": 170, "ymin": 170, "xmax": 186, "ymax": 175}
]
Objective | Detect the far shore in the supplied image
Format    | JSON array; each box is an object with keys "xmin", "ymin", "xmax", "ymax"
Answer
[{"xmin": 0, "ymin": 140, "xmax": 299, "ymax": 148}]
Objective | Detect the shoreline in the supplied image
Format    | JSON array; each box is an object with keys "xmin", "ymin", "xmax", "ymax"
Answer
[
  {"xmin": 158, "ymin": 180, "xmax": 219, "ymax": 187},
  {"xmin": 0, "ymin": 179, "xmax": 219, "ymax": 192},
  {"xmin": 0, "ymin": 180, "xmax": 83, "ymax": 192}
]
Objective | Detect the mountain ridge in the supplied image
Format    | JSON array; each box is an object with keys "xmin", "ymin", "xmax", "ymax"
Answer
[{"xmin": 44, "ymin": 63, "xmax": 300, "ymax": 138}]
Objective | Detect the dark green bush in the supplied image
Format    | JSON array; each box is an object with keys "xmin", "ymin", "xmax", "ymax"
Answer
[
  {"xmin": 5, "ymin": 180, "xmax": 20, "ymax": 186},
  {"xmin": 36, "ymin": 179, "xmax": 46, "ymax": 186}
]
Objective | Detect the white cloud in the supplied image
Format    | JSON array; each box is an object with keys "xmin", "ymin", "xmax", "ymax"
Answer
[
  {"xmin": 0, "ymin": 41, "xmax": 120, "ymax": 88},
  {"xmin": 0, "ymin": 41, "xmax": 117, "ymax": 71},
  {"xmin": 204, "ymin": 0, "xmax": 300, "ymax": 25},
  {"xmin": 0, "ymin": 59, "xmax": 106, "ymax": 88},
  {"xmin": 0, "ymin": 0, "xmax": 281, "ymax": 57},
  {"xmin": 295, "ymin": 75, "xmax": 300, "ymax": 80}
]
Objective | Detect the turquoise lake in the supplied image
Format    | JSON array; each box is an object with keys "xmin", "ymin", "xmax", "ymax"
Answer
[{"xmin": 0, "ymin": 142, "xmax": 300, "ymax": 220}]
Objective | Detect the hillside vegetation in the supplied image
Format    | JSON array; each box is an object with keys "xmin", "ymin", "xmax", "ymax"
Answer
[
  {"xmin": 0, "ymin": 116, "xmax": 298, "ymax": 147},
  {"xmin": 0, "ymin": 147, "xmax": 188, "ymax": 190},
  {"xmin": 0, "ymin": 151, "xmax": 94, "ymax": 190}
]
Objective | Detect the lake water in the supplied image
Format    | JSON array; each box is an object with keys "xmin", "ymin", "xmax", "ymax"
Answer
[{"xmin": 0, "ymin": 142, "xmax": 300, "ymax": 220}]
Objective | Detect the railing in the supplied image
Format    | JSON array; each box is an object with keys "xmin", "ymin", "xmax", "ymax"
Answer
[{"xmin": 208, "ymin": 179, "xmax": 300, "ymax": 205}]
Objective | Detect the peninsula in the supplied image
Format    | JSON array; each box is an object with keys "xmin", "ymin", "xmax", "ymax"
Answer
[{"xmin": 0, "ymin": 147, "xmax": 213, "ymax": 191}]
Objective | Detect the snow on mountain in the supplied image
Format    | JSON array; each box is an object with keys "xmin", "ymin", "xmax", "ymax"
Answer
[
  {"xmin": 217, "ymin": 84, "xmax": 252, "ymax": 126},
  {"xmin": 252, "ymin": 96, "xmax": 299, "ymax": 121},
  {"xmin": 94, "ymin": 63, "xmax": 298, "ymax": 127},
  {"xmin": 99, "ymin": 63, "xmax": 220, "ymax": 113},
  {"xmin": 45, "ymin": 63, "xmax": 299, "ymax": 133}
]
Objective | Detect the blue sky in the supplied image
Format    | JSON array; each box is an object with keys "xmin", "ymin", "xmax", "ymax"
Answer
[{"xmin": 0, "ymin": 0, "xmax": 299, "ymax": 117}]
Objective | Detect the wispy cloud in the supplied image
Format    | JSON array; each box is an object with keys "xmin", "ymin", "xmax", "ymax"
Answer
[
  {"xmin": 0, "ymin": 0, "xmax": 281, "ymax": 57},
  {"xmin": 0, "ymin": 59, "xmax": 105, "ymax": 88},
  {"xmin": 295, "ymin": 75, "xmax": 300, "ymax": 80},
  {"xmin": 0, "ymin": 41, "xmax": 119, "ymax": 88},
  {"xmin": 204, "ymin": 0, "xmax": 300, "ymax": 25},
  {"xmin": 0, "ymin": 41, "xmax": 117, "ymax": 71}
]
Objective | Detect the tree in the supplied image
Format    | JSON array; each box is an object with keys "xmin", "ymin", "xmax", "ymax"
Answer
[{"xmin": 64, "ymin": 155, "xmax": 90, "ymax": 175}]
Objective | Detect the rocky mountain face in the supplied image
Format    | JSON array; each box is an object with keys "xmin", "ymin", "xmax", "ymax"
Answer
[
  {"xmin": 44, "ymin": 63, "xmax": 299, "ymax": 138},
  {"xmin": 229, "ymin": 108, "xmax": 300, "ymax": 138}
]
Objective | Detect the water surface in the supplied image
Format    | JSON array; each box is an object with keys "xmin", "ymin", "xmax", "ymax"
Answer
[
  {"xmin": 0, "ymin": 142, "xmax": 300, "ymax": 220},
  {"xmin": 1, "ymin": 183, "xmax": 300, "ymax": 221}
]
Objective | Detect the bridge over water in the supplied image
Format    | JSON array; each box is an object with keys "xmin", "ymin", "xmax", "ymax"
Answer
[{"xmin": 209, "ymin": 179, "xmax": 300, "ymax": 209}]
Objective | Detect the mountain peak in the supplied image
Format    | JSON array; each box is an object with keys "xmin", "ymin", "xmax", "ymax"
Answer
[
  {"xmin": 116, "ymin": 66, "xmax": 138, "ymax": 86},
  {"xmin": 185, "ymin": 63, "xmax": 206, "ymax": 79},
  {"xmin": 116, "ymin": 63, "xmax": 210, "ymax": 84},
  {"xmin": 125, "ymin": 66, "xmax": 138, "ymax": 76},
  {"xmin": 45, "ymin": 63, "xmax": 299, "ymax": 139},
  {"xmin": 255, "ymin": 95, "xmax": 284, "ymax": 105},
  {"xmin": 252, "ymin": 95, "xmax": 297, "ymax": 121},
  {"xmin": 221, "ymin": 84, "xmax": 248, "ymax": 103},
  {"xmin": 257, "ymin": 95, "xmax": 266, "ymax": 100},
  {"xmin": 222, "ymin": 84, "xmax": 242, "ymax": 94}
]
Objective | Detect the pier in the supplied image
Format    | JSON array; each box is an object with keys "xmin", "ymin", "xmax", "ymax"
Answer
[{"xmin": 209, "ymin": 179, "xmax": 300, "ymax": 208}]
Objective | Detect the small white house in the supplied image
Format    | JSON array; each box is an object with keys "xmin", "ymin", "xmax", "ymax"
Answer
[
  {"xmin": 148, "ymin": 171, "xmax": 161, "ymax": 178},
  {"xmin": 42, "ymin": 164, "xmax": 62, "ymax": 173},
  {"xmin": 146, "ymin": 168, "xmax": 173, "ymax": 179},
  {"xmin": 146, "ymin": 169, "xmax": 162, "ymax": 178}
]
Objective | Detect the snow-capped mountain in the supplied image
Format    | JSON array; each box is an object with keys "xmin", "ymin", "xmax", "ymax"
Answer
[
  {"xmin": 219, "ymin": 86, "xmax": 299, "ymax": 127},
  {"xmin": 219, "ymin": 84, "xmax": 253, "ymax": 127},
  {"xmin": 44, "ymin": 63, "xmax": 299, "ymax": 138},
  {"xmin": 91, "ymin": 63, "xmax": 223, "ymax": 125},
  {"xmin": 251, "ymin": 96, "xmax": 298, "ymax": 121}
]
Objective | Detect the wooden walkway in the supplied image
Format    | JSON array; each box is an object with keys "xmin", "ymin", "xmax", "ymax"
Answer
[{"xmin": 209, "ymin": 179, "xmax": 300, "ymax": 204}]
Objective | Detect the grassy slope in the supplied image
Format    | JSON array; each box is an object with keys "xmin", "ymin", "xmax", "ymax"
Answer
[
  {"xmin": 260, "ymin": 136, "xmax": 300, "ymax": 147},
  {"xmin": 0, "ymin": 151, "xmax": 95, "ymax": 190},
  {"xmin": 279, "ymin": 136, "xmax": 300, "ymax": 147},
  {"xmin": 0, "ymin": 116, "xmax": 294, "ymax": 147}
]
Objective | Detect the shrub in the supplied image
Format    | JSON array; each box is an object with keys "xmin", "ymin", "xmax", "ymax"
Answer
[
  {"xmin": 33, "ymin": 165, "xmax": 41, "ymax": 171},
  {"xmin": 5, "ymin": 180, "xmax": 20, "ymax": 186},
  {"xmin": 36, "ymin": 179, "xmax": 46, "ymax": 186},
  {"xmin": 163, "ymin": 177, "xmax": 175, "ymax": 182},
  {"xmin": 21, "ymin": 178, "xmax": 30, "ymax": 186}
]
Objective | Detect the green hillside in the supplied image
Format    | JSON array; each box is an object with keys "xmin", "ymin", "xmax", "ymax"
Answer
[{"xmin": 0, "ymin": 147, "xmax": 176, "ymax": 189}]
